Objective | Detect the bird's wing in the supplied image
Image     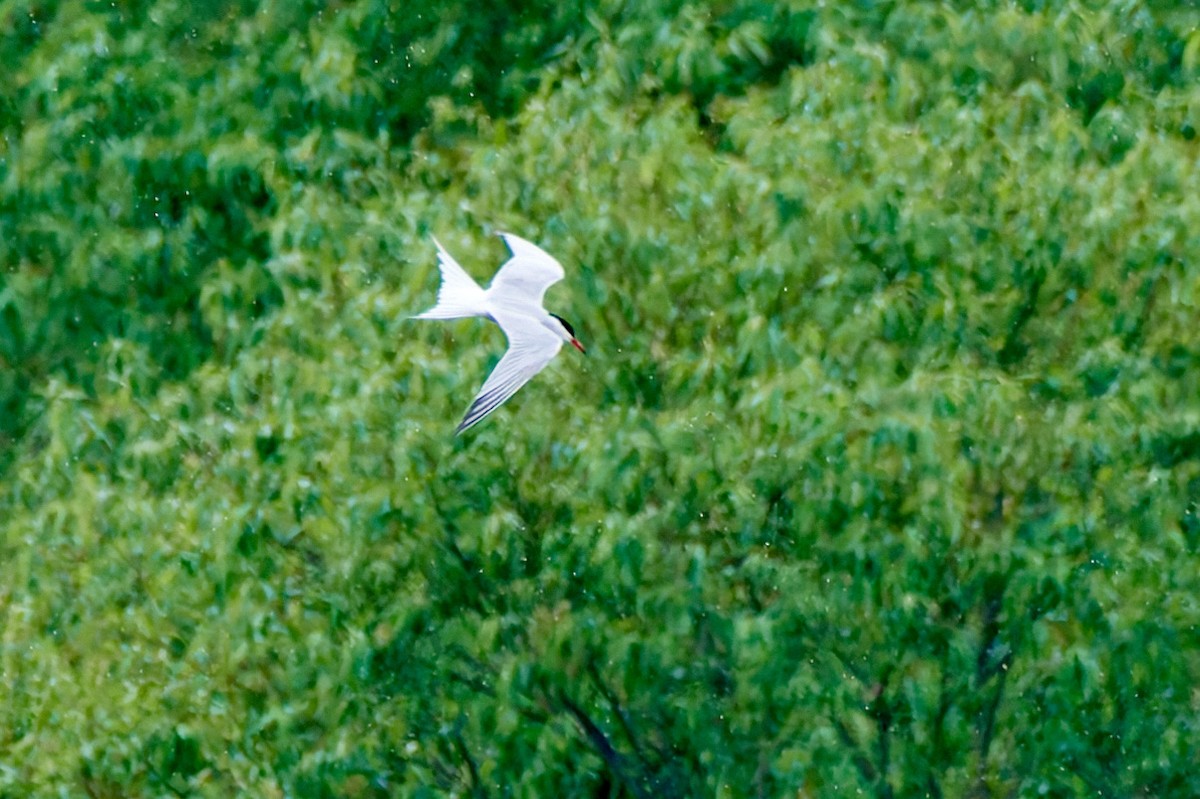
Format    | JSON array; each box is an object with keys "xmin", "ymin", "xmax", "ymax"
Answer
[
  {"xmin": 412, "ymin": 237, "xmax": 488, "ymax": 320},
  {"xmin": 487, "ymin": 233, "xmax": 566, "ymax": 312},
  {"xmin": 457, "ymin": 310, "xmax": 564, "ymax": 434}
]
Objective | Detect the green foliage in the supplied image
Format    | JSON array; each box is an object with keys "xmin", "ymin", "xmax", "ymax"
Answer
[{"xmin": 3, "ymin": 0, "xmax": 1200, "ymax": 797}]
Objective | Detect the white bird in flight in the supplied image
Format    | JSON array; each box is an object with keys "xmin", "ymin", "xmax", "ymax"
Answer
[{"xmin": 415, "ymin": 232, "xmax": 586, "ymax": 434}]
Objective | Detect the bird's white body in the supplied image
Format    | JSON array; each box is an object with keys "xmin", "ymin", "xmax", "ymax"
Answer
[{"xmin": 415, "ymin": 233, "xmax": 584, "ymax": 433}]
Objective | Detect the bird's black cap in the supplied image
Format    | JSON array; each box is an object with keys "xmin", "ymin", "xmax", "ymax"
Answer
[{"xmin": 549, "ymin": 313, "xmax": 576, "ymax": 338}]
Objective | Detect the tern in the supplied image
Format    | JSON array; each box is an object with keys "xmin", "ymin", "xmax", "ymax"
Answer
[{"xmin": 415, "ymin": 232, "xmax": 586, "ymax": 434}]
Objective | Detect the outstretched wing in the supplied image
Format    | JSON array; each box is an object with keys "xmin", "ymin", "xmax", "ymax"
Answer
[
  {"xmin": 456, "ymin": 310, "xmax": 564, "ymax": 434},
  {"xmin": 412, "ymin": 237, "xmax": 488, "ymax": 320},
  {"xmin": 487, "ymin": 233, "xmax": 566, "ymax": 313}
]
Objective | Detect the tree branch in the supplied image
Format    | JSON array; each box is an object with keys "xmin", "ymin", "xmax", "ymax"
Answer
[
  {"xmin": 587, "ymin": 661, "xmax": 650, "ymax": 765},
  {"xmin": 453, "ymin": 731, "xmax": 487, "ymax": 799},
  {"xmin": 977, "ymin": 650, "xmax": 1011, "ymax": 767},
  {"xmin": 869, "ymin": 673, "xmax": 895, "ymax": 799},
  {"xmin": 559, "ymin": 691, "xmax": 654, "ymax": 799}
]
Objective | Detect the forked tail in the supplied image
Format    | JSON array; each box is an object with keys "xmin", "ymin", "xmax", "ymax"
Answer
[{"xmin": 413, "ymin": 237, "xmax": 488, "ymax": 320}]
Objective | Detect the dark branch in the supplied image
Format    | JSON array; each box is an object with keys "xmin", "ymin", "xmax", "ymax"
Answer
[
  {"xmin": 977, "ymin": 651, "xmax": 1011, "ymax": 767},
  {"xmin": 454, "ymin": 732, "xmax": 486, "ymax": 799},
  {"xmin": 869, "ymin": 672, "xmax": 895, "ymax": 799},
  {"xmin": 560, "ymin": 691, "xmax": 654, "ymax": 799},
  {"xmin": 587, "ymin": 661, "xmax": 651, "ymax": 765}
]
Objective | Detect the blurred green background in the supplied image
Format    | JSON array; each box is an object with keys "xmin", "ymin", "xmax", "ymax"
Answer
[{"xmin": 3, "ymin": 0, "xmax": 1199, "ymax": 796}]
